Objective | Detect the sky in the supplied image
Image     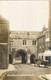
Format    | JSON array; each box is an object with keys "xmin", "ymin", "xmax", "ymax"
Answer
[{"xmin": 0, "ymin": 1, "xmax": 49, "ymax": 31}]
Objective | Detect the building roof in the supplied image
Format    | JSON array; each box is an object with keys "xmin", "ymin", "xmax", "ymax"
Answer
[
  {"xmin": 37, "ymin": 28, "xmax": 49, "ymax": 39},
  {"xmin": 10, "ymin": 31, "xmax": 40, "ymax": 40}
]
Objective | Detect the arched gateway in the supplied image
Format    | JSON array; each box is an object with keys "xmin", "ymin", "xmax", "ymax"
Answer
[{"xmin": 15, "ymin": 49, "xmax": 27, "ymax": 63}]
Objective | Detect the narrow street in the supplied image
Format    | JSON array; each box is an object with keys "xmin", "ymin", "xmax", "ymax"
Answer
[
  {"xmin": 2, "ymin": 64, "xmax": 50, "ymax": 80},
  {"xmin": 14, "ymin": 64, "xmax": 50, "ymax": 75}
]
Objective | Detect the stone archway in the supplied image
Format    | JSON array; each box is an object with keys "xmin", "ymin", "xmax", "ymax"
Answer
[
  {"xmin": 30, "ymin": 54, "xmax": 35, "ymax": 63},
  {"xmin": 15, "ymin": 49, "xmax": 27, "ymax": 64}
]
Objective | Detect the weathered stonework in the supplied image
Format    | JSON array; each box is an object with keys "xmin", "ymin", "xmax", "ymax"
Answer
[
  {"xmin": 9, "ymin": 31, "xmax": 40, "ymax": 63},
  {"xmin": 0, "ymin": 16, "xmax": 9, "ymax": 68}
]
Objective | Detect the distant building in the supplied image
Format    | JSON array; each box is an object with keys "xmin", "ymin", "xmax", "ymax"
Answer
[
  {"xmin": 9, "ymin": 31, "xmax": 40, "ymax": 63},
  {"xmin": 37, "ymin": 1, "xmax": 51, "ymax": 60},
  {"xmin": 37, "ymin": 28, "xmax": 50, "ymax": 60}
]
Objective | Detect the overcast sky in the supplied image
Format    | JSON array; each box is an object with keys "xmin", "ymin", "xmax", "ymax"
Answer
[{"xmin": 0, "ymin": 1, "xmax": 49, "ymax": 31}]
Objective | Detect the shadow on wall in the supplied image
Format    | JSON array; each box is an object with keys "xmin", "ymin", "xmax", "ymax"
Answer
[{"xmin": 9, "ymin": 54, "xmax": 12, "ymax": 64}]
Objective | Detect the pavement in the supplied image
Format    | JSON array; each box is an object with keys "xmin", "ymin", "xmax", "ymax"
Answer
[
  {"xmin": 33, "ymin": 64, "xmax": 51, "ymax": 80},
  {"xmin": 0, "ymin": 64, "xmax": 51, "ymax": 80},
  {"xmin": 0, "ymin": 64, "xmax": 42, "ymax": 80},
  {"xmin": 39, "ymin": 66, "xmax": 51, "ymax": 80},
  {"xmin": 0, "ymin": 64, "xmax": 16, "ymax": 77},
  {"xmin": 45, "ymin": 74, "xmax": 51, "ymax": 80},
  {"xmin": 39, "ymin": 74, "xmax": 51, "ymax": 80}
]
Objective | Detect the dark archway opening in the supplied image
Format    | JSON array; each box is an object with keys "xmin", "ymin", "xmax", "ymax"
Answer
[
  {"xmin": 9, "ymin": 54, "xmax": 12, "ymax": 64},
  {"xmin": 15, "ymin": 49, "xmax": 27, "ymax": 64},
  {"xmin": 30, "ymin": 54, "xmax": 35, "ymax": 63}
]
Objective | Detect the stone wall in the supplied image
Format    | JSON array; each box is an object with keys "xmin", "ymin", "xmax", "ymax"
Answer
[
  {"xmin": 9, "ymin": 31, "xmax": 40, "ymax": 59},
  {"xmin": 0, "ymin": 16, "xmax": 9, "ymax": 69}
]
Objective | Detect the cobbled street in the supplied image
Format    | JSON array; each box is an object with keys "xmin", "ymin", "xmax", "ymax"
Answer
[{"xmin": 2, "ymin": 64, "xmax": 50, "ymax": 80}]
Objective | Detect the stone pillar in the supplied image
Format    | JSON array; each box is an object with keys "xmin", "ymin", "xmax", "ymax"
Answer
[{"xmin": 27, "ymin": 53, "xmax": 30, "ymax": 64}]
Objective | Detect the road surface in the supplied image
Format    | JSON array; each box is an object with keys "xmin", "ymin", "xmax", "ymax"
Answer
[{"xmin": 1, "ymin": 64, "xmax": 50, "ymax": 80}]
